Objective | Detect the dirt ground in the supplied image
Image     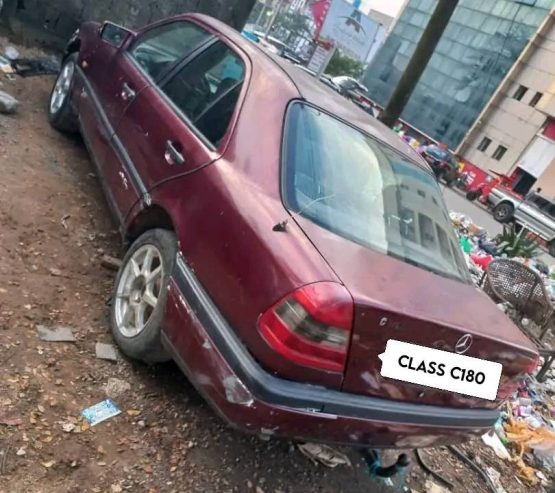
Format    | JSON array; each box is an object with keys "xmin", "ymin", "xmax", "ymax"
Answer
[{"xmin": 0, "ymin": 38, "xmax": 551, "ymax": 493}]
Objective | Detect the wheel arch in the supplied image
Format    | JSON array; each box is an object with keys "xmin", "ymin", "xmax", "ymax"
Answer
[
  {"xmin": 66, "ymin": 39, "xmax": 81, "ymax": 56},
  {"xmin": 125, "ymin": 205, "xmax": 177, "ymax": 245},
  {"xmin": 494, "ymin": 200, "xmax": 516, "ymax": 210}
]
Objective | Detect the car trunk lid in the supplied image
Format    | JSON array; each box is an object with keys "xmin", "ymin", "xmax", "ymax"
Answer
[{"xmin": 294, "ymin": 217, "xmax": 538, "ymax": 409}]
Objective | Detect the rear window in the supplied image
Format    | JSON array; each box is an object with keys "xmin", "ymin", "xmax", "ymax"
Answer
[{"xmin": 283, "ymin": 103, "xmax": 471, "ymax": 283}]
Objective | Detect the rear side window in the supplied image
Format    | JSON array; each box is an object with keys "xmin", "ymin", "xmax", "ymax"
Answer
[
  {"xmin": 130, "ymin": 22, "xmax": 211, "ymax": 80},
  {"xmin": 283, "ymin": 103, "xmax": 471, "ymax": 283},
  {"xmin": 161, "ymin": 41, "xmax": 245, "ymax": 147}
]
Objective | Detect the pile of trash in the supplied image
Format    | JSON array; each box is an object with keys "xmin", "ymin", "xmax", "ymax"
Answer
[
  {"xmin": 450, "ymin": 211, "xmax": 555, "ymax": 486},
  {"xmin": 450, "ymin": 211, "xmax": 555, "ymax": 296},
  {"xmin": 480, "ymin": 376, "xmax": 555, "ymax": 487},
  {"xmin": 0, "ymin": 44, "xmax": 60, "ymax": 78},
  {"xmin": 0, "ymin": 43, "xmax": 61, "ymax": 115}
]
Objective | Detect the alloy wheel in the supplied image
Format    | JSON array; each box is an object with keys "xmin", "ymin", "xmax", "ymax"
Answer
[
  {"xmin": 114, "ymin": 245, "xmax": 164, "ymax": 338},
  {"xmin": 50, "ymin": 60, "xmax": 75, "ymax": 115}
]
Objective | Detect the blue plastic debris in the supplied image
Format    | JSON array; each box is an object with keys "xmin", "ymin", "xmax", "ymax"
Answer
[{"xmin": 81, "ymin": 399, "xmax": 121, "ymax": 426}]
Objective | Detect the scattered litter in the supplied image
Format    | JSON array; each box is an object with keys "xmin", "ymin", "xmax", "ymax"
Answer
[
  {"xmin": 0, "ymin": 90, "xmax": 19, "ymax": 114},
  {"xmin": 101, "ymin": 254, "xmax": 122, "ymax": 271},
  {"xmin": 423, "ymin": 480, "xmax": 450, "ymax": 493},
  {"xmin": 95, "ymin": 342, "xmax": 118, "ymax": 362},
  {"xmin": 297, "ymin": 443, "xmax": 352, "ymax": 468},
  {"xmin": 414, "ymin": 448, "xmax": 454, "ymax": 490},
  {"xmin": 448, "ymin": 445, "xmax": 500, "ymax": 492},
  {"xmin": 481, "ymin": 431, "xmax": 510, "ymax": 460},
  {"xmin": 81, "ymin": 399, "xmax": 121, "ymax": 426},
  {"xmin": 0, "ymin": 416, "xmax": 22, "ymax": 427},
  {"xmin": 61, "ymin": 214, "xmax": 71, "ymax": 229},
  {"xmin": 485, "ymin": 467, "xmax": 508, "ymax": 493},
  {"xmin": 41, "ymin": 460, "xmax": 56, "ymax": 469},
  {"xmin": 103, "ymin": 377, "xmax": 130, "ymax": 398},
  {"xmin": 15, "ymin": 448, "xmax": 25, "ymax": 457},
  {"xmin": 48, "ymin": 267, "xmax": 63, "ymax": 277},
  {"xmin": 11, "ymin": 57, "xmax": 61, "ymax": 77},
  {"xmin": 0, "ymin": 55, "xmax": 14, "ymax": 74},
  {"xmin": 61, "ymin": 422, "xmax": 76, "ymax": 433},
  {"xmin": 4, "ymin": 46, "xmax": 20, "ymax": 61},
  {"xmin": 37, "ymin": 325, "xmax": 76, "ymax": 343},
  {"xmin": 536, "ymin": 470, "xmax": 549, "ymax": 486}
]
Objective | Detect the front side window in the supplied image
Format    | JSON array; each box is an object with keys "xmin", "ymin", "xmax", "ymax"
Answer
[
  {"xmin": 130, "ymin": 22, "xmax": 211, "ymax": 80},
  {"xmin": 283, "ymin": 103, "xmax": 471, "ymax": 283},
  {"xmin": 161, "ymin": 41, "xmax": 245, "ymax": 146}
]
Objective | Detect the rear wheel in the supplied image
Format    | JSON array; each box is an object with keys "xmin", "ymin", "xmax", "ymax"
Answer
[
  {"xmin": 48, "ymin": 53, "xmax": 79, "ymax": 133},
  {"xmin": 466, "ymin": 190, "xmax": 481, "ymax": 201},
  {"xmin": 493, "ymin": 202, "xmax": 514, "ymax": 223},
  {"xmin": 110, "ymin": 229, "xmax": 177, "ymax": 363}
]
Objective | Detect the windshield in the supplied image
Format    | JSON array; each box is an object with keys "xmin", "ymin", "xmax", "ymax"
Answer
[{"xmin": 283, "ymin": 103, "xmax": 471, "ymax": 283}]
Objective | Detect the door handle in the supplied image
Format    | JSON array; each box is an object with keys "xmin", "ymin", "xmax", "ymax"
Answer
[
  {"xmin": 165, "ymin": 141, "xmax": 185, "ymax": 166},
  {"xmin": 121, "ymin": 82, "xmax": 136, "ymax": 102}
]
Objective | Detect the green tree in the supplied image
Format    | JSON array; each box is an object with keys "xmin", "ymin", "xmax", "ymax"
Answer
[
  {"xmin": 326, "ymin": 51, "xmax": 364, "ymax": 78},
  {"xmin": 274, "ymin": 11, "xmax": 312, "ymax": 40}
]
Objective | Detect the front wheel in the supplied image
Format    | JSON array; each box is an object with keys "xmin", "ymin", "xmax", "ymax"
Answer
[
  {"xmin": 48, "ymin": 53, "xmax": 79, "ymax": 133},
  {"xmin": 492, "ymin": 202, "xmax": 514, "ymax": 223},
  {"xmin": 110, "ymin": 229, "xmax": 177, "ymax": 363}
]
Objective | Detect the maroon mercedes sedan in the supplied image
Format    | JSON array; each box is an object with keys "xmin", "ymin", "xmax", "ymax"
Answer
[{"xmin": 48, "ymin": 13, "xmax": 538, "ymax": 448}]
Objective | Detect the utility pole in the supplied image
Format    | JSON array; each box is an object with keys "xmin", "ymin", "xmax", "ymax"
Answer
[
  {"xmin": 378, "ymin": 0, "xmax": 459, "ymax": 128},
  {"xmin": 265, "ymin": 0, "xmax": 286, "ymax": 37},
  {"xmin": 255, "ymin": 1, "xmax": 269, "ymax": 27}
]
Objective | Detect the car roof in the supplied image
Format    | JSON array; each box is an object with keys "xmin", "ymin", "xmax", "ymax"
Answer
[{"xmin": 189, "ymin": 14, "xmax": 430, "ymax": 172}]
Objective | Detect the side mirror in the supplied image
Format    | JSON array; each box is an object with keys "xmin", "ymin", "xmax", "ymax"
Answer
[{"xmin": 100, "ymin": 22, "xmax": 133, "ymax": 48}]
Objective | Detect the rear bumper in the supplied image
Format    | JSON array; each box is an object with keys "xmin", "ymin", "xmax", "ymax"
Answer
[{"xmin": 162, "ymin": 254, "xmax": 498, "ymax": 448}]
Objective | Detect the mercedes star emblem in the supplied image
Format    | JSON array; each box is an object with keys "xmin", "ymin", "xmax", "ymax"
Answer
[{"xmin": 454, "ymin": 334, "xmax": 473, "ymax": 354}]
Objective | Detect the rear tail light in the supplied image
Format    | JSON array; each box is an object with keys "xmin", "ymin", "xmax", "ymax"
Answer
[{"xmin": 258, "ymin": 282, "xmax": 354, "ymax": 372}]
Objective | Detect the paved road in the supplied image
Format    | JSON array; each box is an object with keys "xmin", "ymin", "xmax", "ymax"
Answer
[
  {"xmin": 442, "ymin": 187, "xmax": 555, "ymax": 265},
  {"xmin": 442, "ymin": 187, "xmax": 503, "ymax": 236}
]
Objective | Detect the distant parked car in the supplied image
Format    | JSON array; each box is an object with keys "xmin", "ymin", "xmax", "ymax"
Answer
[
  {"xmin": 488, "ymin": 187, "xmax": 555, "ymax": 255},
  {"xmin": 419, "ymin": 145, "xmax": 460, "ymax": 186},
  {"xmin": 257, "ymin": 34, "xmax": 302, "ymax": 64},
  {"xmin": 48, "ymin": 13, "xmax": 537, "ymax": 450},
  {"xmin": 294, "ymin": 66, "xmax": 343, "ymax": 91},
  {"xmin": 332, "ymin": 75, "xmax": 368, "ymax": 96}
]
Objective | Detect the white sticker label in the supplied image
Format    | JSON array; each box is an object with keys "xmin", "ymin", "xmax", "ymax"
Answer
[{"xmin": 378, "ymin": 340, "xmax": 502, "ymax": 401}]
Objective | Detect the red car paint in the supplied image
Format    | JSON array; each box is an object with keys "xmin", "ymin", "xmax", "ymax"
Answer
[{"xmin": 68, "ymin": 13, "xmax": 537, "ymax": 448}]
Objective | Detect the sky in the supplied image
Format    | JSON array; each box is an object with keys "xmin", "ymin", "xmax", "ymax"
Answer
[{"xmin": 361, "ymin": 0, "xmax": 406, "ymax": 18}]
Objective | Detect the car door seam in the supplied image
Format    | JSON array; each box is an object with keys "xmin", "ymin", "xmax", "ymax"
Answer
[{"xmin": 76, "ymin": 66, "xmax": 148, "ymax": 202}]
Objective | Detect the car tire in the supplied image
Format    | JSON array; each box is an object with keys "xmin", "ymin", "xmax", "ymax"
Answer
[
  {"xmin": 466, "ymin": 190, "xmax": 481, "ymax": 201},
  {"xmin": 110, "ymin": 229, "xmax": 177, "ymax": 363},
  {"xmin": 548, "ymin": 241, "xmax": 555, "ymax": 258},
  {"xmin": 48, "ymin": 53, "xmax": 79, "ymax": 133},
  {"xmin": 493, "ymin": 203, "xmax": 514, "ymax": 223}
]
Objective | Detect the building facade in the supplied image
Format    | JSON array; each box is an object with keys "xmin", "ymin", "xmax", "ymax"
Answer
[
  {"xmin": 363, "ymin": 0, "xmax": 554, "ymax": 149},
  {"xmin": 459, "ymin": 7, "xmax": 555, "ymax": 196}
]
